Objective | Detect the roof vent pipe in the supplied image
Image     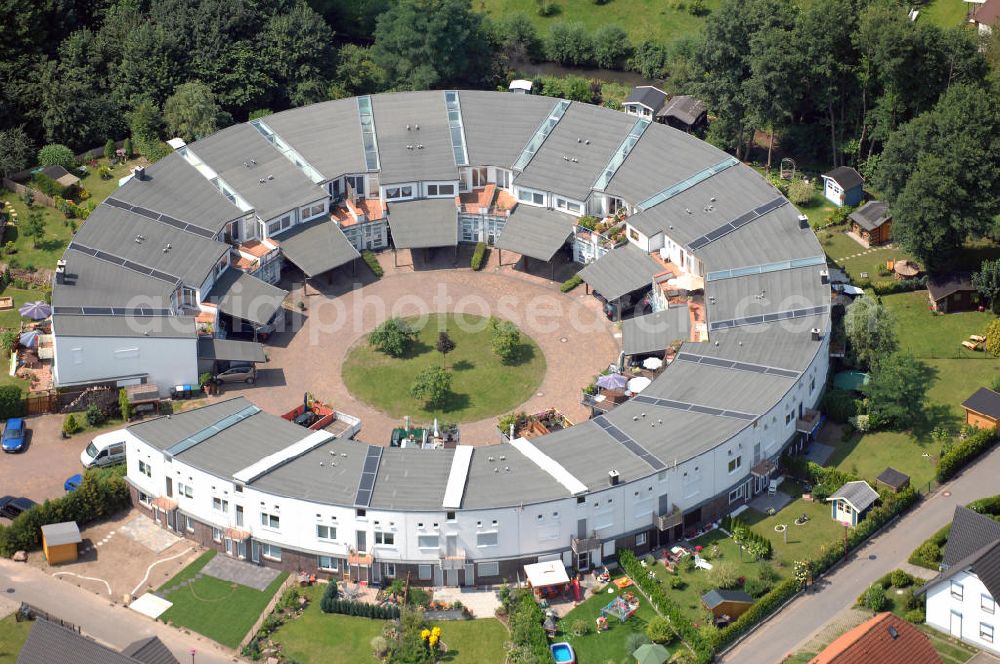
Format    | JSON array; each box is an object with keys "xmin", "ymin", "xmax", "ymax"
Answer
[{"xmin": 608, "ymin": 469, "xmax": 620, "ymax": 486}]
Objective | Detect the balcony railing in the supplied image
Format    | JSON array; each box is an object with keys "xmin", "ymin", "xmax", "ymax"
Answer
[
  {"xmin": 655, "ymin": 506, "xmax": 682, "ymax": 531},
  {"xmin": 440, "ymin": 549, "xmax": 466, "ymax": 570},
  {"xmin": 571, "ymin": 534, "xmax": 601, "ymax": 554}
]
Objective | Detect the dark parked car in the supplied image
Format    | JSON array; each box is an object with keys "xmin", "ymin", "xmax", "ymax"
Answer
[
  {"xmin": 0, "ymin": 496, "xmax": 36, "ymax": 519},
  {"xmin": 1, "ymin": 418, "xmax": 26, "ymax": 452}
]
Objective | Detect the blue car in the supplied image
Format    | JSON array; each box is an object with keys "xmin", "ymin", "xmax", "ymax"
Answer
[
  {"xmin": 1, "ymin": 418, "xmax": 25, "ymax": 452},
  {"xmin": 64, "ymin": 474, "xmax": 83, "ymax": 492}
]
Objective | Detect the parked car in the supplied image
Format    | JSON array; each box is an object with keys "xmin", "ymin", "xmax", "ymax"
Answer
[
  {"xmin": 80, "ymin": 431, "xmax": 127, "ymax": 469},
  {"xmin": 0, "ymin": 496, "xmax": 36, "ymax": 519},
  {"xmin": 214, "ymin": 363, "xmax": 257, "ymax": 385},
  {"xmin": 595, "ymin": 290, "xmax": 651, "ymax": 321},
  {"xmin": 64, "ymin": 474, "xmax": 83, "ymax": 492},
  {"xmin": 1, "ymin": 418, "xmax": 26, "ymax": 453}
]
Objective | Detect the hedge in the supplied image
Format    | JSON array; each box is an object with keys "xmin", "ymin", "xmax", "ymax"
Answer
[
  {"xmin": 362, "ymin": 250, "xmax": 383, "ymax": 278},
  {"xmin": 722, "ymin": 516, "xmax": 772, "ymax": 560},
  {"xmin": 714, "ymin": 578, "xmax": 799, "ymax": 649},
  {"xmin": 819, "ymin": 388, "xmax": 859, "ymax": 424},
  {"xmin": 506, "ymin": 588, "xmax": 550, "ymax": 661},
  {"xmin": 0, "ymin": 466, "xmax": 130, "ymax": 556},
  {"xmin": 853, "ymin": 275, "xmax": 927, "ymax": 295},
  {"xmin": 320, "ymin": 597, "xmax": 400, "ymax": 619},
  {"xmin": 560, "ymin": 274, "xmax": 583, "ymax": 293},
  {"xmin": 470, "ymin": 241, "xmax": 487, "ymax": 271},
  {"xmin": 936, "ymin": 426, "xmax": 999, "ymax": 482},
  {"xmin": 0, "ymin": 385, "xmax": 24, "ymax": 419}
]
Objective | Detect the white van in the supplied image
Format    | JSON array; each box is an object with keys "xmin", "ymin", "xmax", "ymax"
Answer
[{"xmin": 80, "ymin": 431, "xmax": 127, "ymax": 468}]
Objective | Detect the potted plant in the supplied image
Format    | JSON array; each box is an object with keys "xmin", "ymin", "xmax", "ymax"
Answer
[{"xmin": 199, "ymin": 372, "xmax": 215, "ymax": 395}]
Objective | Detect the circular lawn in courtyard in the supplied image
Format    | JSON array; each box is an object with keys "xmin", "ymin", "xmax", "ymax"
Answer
[{"xmin": 342, "ymin": 313, "xmax": 546, "ymax": 422}]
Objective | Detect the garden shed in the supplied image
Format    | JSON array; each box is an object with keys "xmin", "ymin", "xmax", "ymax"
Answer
[
  {"xmin": 875, "ymin": 467, "xmax": 910, "ymax": 493},
  {"xmin": 848, "ymin": 201, "xmax": 892, "ymax": 247},
  {"xmin": 701, "ymin": 588, "xmax": 753, "ymax": 620},
  {"xmin": 961, "ymin": 387, "xmax": 1000, "ymax": 429},
  {"xmin": 41, "ymin": 521, "xmax": 82, "ymax": 564},
  {"xmin": 927, "ymin": 273, "xmax": 978, "ymax": 313},
  {"xmin": 826, "ymin": 481, "xmax": 879, "ymax": 527},
  {"xmin": 39, "ymin": 165, "xmax": 80, "ymax": 189},
  {"xmin": 821, "ymin": 166, "xmax": 864, "ymax": 207}
]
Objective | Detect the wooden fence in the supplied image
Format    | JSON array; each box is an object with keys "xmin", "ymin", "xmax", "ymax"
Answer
[
  {"xmin": 25, "ymin": 389, "xmax": 57, "ymax": 415},
  {"xmin": 239, "ymin": 573, "xmax": 297, "ymax": 651},
  {"xmin": 1, "ymin": 179, "xmax": 56, "ymax": 208}
]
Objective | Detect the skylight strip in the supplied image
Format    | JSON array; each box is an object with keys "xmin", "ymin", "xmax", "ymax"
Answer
[
  {"xmin": 706, "ymin": 254, "xmax": 827, "ymax": 282},
  {"xmin": 177, "ymin": 147, "xmax": 253, "ymax": 212},
  {"xmin": 637, "ymin": 156, "xmax": 739, "ymax": 211},
  {"xmin": 250, "ymin": 119, "xmax": 325, "ymax": 183},
  {"xmin": 357, "ymin": 96, "xmax": 381, "ymax": 172},
  {"xmin": 444, "ymin": 91, "xmax": 469, "ymax": 167},
  {"xmin": 165, "ymin": 405, "xmax": 261, "ymax": 457},
  {"xmin": 512, "ymin": 99, "xmax": 571, "ymax": 172},
  {"xmin": 442, "ymin": 445, "xmax": 474, "ymax": 509},
  {"xmin": 233, "ymin": 429, "xmax": 333, "ymax": 484},
  {"xmin": 593, "ymin": 118, "xmax": 650, "ymax": 192}
]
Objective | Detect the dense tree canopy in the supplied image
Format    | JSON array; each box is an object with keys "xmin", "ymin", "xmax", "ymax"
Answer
[{"xmin": 844, "ymin": 296, "xmax": 897, "ymax": 372}]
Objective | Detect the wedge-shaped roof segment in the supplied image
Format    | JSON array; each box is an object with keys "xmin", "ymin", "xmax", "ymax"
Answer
[
  {"xmin": 442, "ymin": 445, "xmax": 474, "ymax": 509},
  {"xmin": 508, "ymin": 436, "xmax": 588, "ymax": 495},
  {"xmin": 594, "ymin": 118, "xmax": 649, "ymax": 192},
  {"xmin": 512, "ymin": 99, "xmax": 570, "ymax": 172},
  {"xmin": 638, "ymin": 157, "xmax": 738, "ymax": 211},
  {"xmin": 165, "ymin": 404, "xmax": 261, "ymax": 457},
  {"xmin": 232, "ymin": 429, "xmax": 333, "ymax": 484}
]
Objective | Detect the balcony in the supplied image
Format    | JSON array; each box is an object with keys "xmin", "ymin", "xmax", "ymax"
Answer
[
  {"xmin": 571, "ymin": 534, "xmax": 601, "ymax": 554},
  {"xmin": 655, "ymin": 505, "xmax": 682, "ymax": 531},
  {"xmin": 440, "ymin": 549, "xmax": 466, "ymax": 570},
  {"xmin": 796, "ymin": 408, "xmax": 822, "ymax": 435}
]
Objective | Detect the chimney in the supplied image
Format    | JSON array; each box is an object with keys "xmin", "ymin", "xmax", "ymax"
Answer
[
  {"xmin": 608, "ymin": 469, "xmax": 620, "ymax": 486},
  {"xmin": 811, "ymin": 327, "xmax": 822, "ymax": 341},
  {"xmin": 132, "ymin": 165, "xmax": 146, "ymax": 181},
  {"xmin": 820, "ymin": 269, "xmax": 829, "ymax": 285},
  {"xmin": 797, "ymin": 214, "xmax": 809, "ymax": 229},
  {"xmin": 55, "ymin": 259, "xmax": 66, "ymax": 285}
]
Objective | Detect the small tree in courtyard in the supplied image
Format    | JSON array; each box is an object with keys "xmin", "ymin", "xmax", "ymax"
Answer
[
  {"xmin": 844, "ymin": 297, "xmax": 897, "ymax": 371},
  {"xmin": 410, "ymin": 366, "xmax": 452, "ymax": 410},
  {"xmin": 490, "ymin": 317, "xmax": 520, "ymax": 363},
  {"xmin": 435, "ymin": 331, "xmax": 455, "ymax": 368},
  {"xmin": 24, "ymin": 211, "xmax": 45, "ymax": 248},
  {"xmin": 119, "ymin": 388, "xmax": 132, "ymax": 422},
  {"xmin": 368, "ymin": 317, "xmax": 416, "ymax": 358}
]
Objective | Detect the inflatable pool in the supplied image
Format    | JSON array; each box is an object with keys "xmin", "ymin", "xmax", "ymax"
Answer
[{"xmin": 550, "ymin": 642, "xmax": 576, "ymax": 663}]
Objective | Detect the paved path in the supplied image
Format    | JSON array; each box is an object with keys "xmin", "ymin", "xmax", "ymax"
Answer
[
  {"xmin": 220, "ymin": 249, "xmax": 619, "ymax": 445},
  {"xmin": 0, "ymin": 559, "xmax": 239, "ymax": 663},
  {"xmin": 721, "ymin": 445, "xmax": 1000, "ymax": 663}
]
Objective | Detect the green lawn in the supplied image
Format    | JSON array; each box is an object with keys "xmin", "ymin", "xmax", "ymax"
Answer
[
  {"xmin": 0, "ymin": 615, "xmax": 31, "ymax": 664},
  {"xmin": 156, "ymin": 551, "xmax": 289, "ymax": 648},
  {"xmin": 271, "ymin": 585, "xmax": 506, "ymax": 663},
  {"xmin": 743, "ymin": 485, "xmax": 848, "ymax": 564},
  {"xmin": 883, "ymin": 291, "xmax": 996, "ymax": 360},
  {"xmin": 476, "ymin": 0, "xmax": 722, "ymax": 49},
  {"xmin": 561, "ymin": 582, "xmax": 677, "ymax": 664},
  {"xmin": 827, "ymin": 430, "xmax": 939, "ymax": 491},
  {"xmin": 920, "ymin": 0, "xmax": 970, "ymax": 27},
  {"xmin": 799, "ymin": 195, "xmax": 838, "ymax": 229},
  {"xmin": 342, "ymin": 313, "xmax": 546, "ymax": 422},
  {"xmin": 919, "ymin": 624, "xmax": 980, "ymax": 664}
]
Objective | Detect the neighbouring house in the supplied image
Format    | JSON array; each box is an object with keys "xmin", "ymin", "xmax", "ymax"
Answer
[
  {"xmin": 848, "ymin": 201, "xmax": 892, "ymax": 247},
  {"xmin": 40, "ymin": 521, "xmax": 81, "ymax": 565},
  {"xmin": 508, "ymin": 79, "xmax": 533, "ymax": 94},
  {"xmin": 917, "ymin": 505, "xmax": 1000, "ymax": 655},
  {"xmin": 821, "ymin": 167, "xmax": 864, "ymax": 207},
  {"xmin": 961, "ymin": 387, "xmax": 1000, "ymax": 429},
  {"xmin": 808, "ymin": 611, "xmax": 942, "ymax": 664},
  {"xmin": 16, "ymin": 618, "xmax": 179, "ymax": 664},
  {"xmin": 39, "ymin": 164, "xmax": 80, "ymax": 190},
  {"xmin": 701, "ymin": 588, "xmax": 754, "ymax": 621},
  {"xmin": 875, "ymin": 467, "xmax": 910, "ymax": 494},
  {"xmin": 826, "ymin": 480, "xmax": 879, "ymax": 527},
  {"xmin": 927, "ymin": 273, "xmax": 979, "ymax": 313},
  {"xmin": 658, "ymin": 95, "xmax": 708, "ymax": 132},
  {"xmin": 971, "ymin": 0, "xmax": 1000, "ymax": 35},
  {"xmin": 623, "ymin": 86, "xmax": 668, "ymax": 120}
]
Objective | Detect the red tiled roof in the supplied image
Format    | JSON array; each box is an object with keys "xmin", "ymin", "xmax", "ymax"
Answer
[
  {"xmin": 810, "ymin": 613, "xmax": 942, "ymax": 664},
  {"xmin": 239, "ymin": 240, "xmax": 272, "ymax": 258},
  {"xmin": 974, "ymin": 0, "xmax": 1000, "ymax": 26}
]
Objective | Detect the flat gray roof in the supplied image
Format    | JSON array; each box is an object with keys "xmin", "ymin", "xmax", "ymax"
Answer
[
  {"xmin": 388, "ymin": 198, "xmax": 458, "ymax": 249},
  {"xmin": 205, "ymin": 269, "xmax": 288, "ymax": 327},
  {"xmin": 112, "ymin": 152, "xmax": 244, "ymax": 233},
  {"xmin": 578, "ymin": 243, "xmax": 661, "ymax": 301},
  {"xmin": 277, "ymin": 218, "xmax": 359, "ymax": 277},
  {"xmin": 54, "ymin": 315, "xmax": 196, "ymax": 339},
  {"xmin": 73, "ymin": 204, "xmax": 229, "ymax": 288},
  {"xmin": 192, "ymin": 123, "xmax": 328, "ymax": 221},
  {"xmin": 461, "ymin": 445, "xmax": 566, "ymax": 509},
  {"xmin": 248, "ymin": 437, "xmax": 365, "ymax": 506},
  {"xmin": 197, "ymin": 338, "xmax": 266, "ymax": 363},
  {"xmin": 369, "ymin": 448, "xmax": 454, "ymax": 510},
  {"xmin": 495, "ymin": 205, "xmax": 575, "ymax": 261},
  {"xmin": 372, "ymin": 91, "xmax": 458, "ymax": 184},
  {"xmin": 641, "ymin": 358, "xmax": 796, "ymax": 415},
  {"xmin": 41, "ymin": 521, "xmax": 82, "ymax": 546},
  {"xmin": 622, "ymin": 307, "xmax": 689, "ymax": 356},
  {"xmin": 52, "ymin": 249, "xmax": 175, "ymax": 309},
  {"xmin": 534, "ymin": 420, "xmax": 652, "ymax": 491},
  {"xmin": 706, "ymin": 265, "xmax": 829, "ymax": 325},
  {"xmin": 460, "ymin": 91, "xmax": 557, "ymax": 169},
  {"xmin": 682, "ymin": 312, "xmax": 828, "ymax": 372},
  {"xmin": 695, "ymin": 206, "xmax": 823, "ymax": 270},
  {"xmin": 129, "ymin": 397, "xmax": 258, "ymax": 451},
  {"xmin": 514, "ymin": 102, "xmax": 636, "ymax": 202},
  {"xmin": 262, "ymin": 98, "xmax": 367, "ymax": 180}
]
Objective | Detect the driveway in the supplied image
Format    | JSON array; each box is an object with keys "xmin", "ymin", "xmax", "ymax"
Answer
[
  {"xmin": 721, "ymin": 445, "xmax": 1000, "ymax": 663},
  {"xmin": 219, "ymin": 252, "xmax": 620, "ymax": 445},
  {"xmin": 0, "ymin": 413, "xmax": 92, "ymax": 506}
]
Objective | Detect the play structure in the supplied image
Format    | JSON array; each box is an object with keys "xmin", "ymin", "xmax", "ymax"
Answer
[{"xmin": 600, "ymin": 594, "xmax": 640, "ymax": 623}]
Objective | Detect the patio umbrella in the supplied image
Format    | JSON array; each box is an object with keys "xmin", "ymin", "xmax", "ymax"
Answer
[
  {"xmin": 627, "ymin": 376, "xmax": 652, "ymax": 393},
  {"xmin": 633, "ymin": 643, "xmax": 670, "ymax": 664},
  {"xmin": 597, "ymin": 373, "xmax": 628, "ymax": 390},
  {"xmin": 643, "ymin": 357, "xmax": 664, "ymax": 370},
  {"xmin": 19, "ymin": 301, "xmax": 51, "ymax": 320},
  {"xmin": 18, "ymin": 330, "xmax": 40, "ymax": 348}
]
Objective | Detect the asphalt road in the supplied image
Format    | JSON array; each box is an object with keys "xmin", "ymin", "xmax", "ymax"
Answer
[{"xmin": 721, "ymin": 444, "xmax": 1000, "ymax": 663}]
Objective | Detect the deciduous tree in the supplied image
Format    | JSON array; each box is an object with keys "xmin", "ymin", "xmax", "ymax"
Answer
[
  {"xmin": 163, "ymin": 81, "xmax": 223, "ymax": 142},
  {"xmin": 844, "ymin": 296, "xmax": 897, "ymax": 372}
]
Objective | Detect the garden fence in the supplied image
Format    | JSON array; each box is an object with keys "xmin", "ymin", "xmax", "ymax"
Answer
[
  {"xmin": 1, "ymin": 179, "xmax": 56, "ymax": 208},
  {"xmin": 239, "ymin": 573, "xmax": 296, "ymax": 651}
]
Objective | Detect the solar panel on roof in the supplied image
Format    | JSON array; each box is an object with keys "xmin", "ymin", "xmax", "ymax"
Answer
[
  {"xmin": 734, "ymin": 362, "xmax": 766, "ymax": 374},
  {"xmin": 685, "ymin": 196, "xmax": 788, "ymax": 251},
  {"xmin": 689, "ymin": 404, "xmax": 723, "ymax": 416},
  {"xmin": 354, "ymin": 446, "xmax": 383, "ymax": 507},
  {"xmin": 104, "ymin": 198, "xmax": 130, "ymax": 210}
]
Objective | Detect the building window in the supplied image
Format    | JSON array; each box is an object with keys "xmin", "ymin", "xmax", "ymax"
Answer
[
  {"xmin": 426, "ymin": 183, "xmax": 455, "ymax": 197},
  {"xmin": 383, "ymin": 563, "xmax": 396, "ymax": 578},
  {"xmin": 728, "ymin": 486, "xmax": 745, "ymax": 504},
  {"xmin": 374, "ymin": 531, "xmax": 395, "ymax": 546},
  {"xmin": 629, "ymin": 228, "xmax": 639, "ymax": 242},
  {"xmin": 478, "ymin": 561, "xmax": 500, "ymax": 577},
  {"xmin": 212, "ymin": 497, "xmax": 229, "ymax": 513},
  {"xmin": 447, "ymin": 511, "xmax": 456, "ymax": 521},
  {"xmin": 266, "ymin": 214, "xmax": 293, "ymax": 236},
  {"xmin": 356, "ymin": 509, "xmax": 367, "ymax": 519},
  {"xmin": 728, "ymin": 456, "xmax": 742, "ymax": 473},
  {"xmin": 260, "ymin": 512, "xmax": 280, "ymax": 530},
  {"xmin": 212, "ymin": 527, "xmax": 222, "ymax": 543},
  {"xmin": 418, "ymin": 535, "xmax": 439, "ymax": 549},
  {"xmin": 302, "ymin": 203, "xmax": 325, "ymax": 219},
  {"xmin": 842, "ymin": 502, "xmax": 853, "ymax": 514},
  {"xmin": 516, "ymin": 188, "xmax": 544, "ymax": 206},
  {"xmin": 555, "ymin": 197, "xmax": 582, "ymax": 215},
  {"xmin": 982, "ymin": 623, "xmax": 994, "ymax": 643},
  {"xmin": 384, "ymin": 185, "xmax": 414, "ymax": 200},
  {"xmin": 418, "ymin": 564, "xmax": 433, "ymax": 580},
  {"xmin": 983, "ymin": 593, "xmax": 996, "ymax": 614},
  {"xmin": 261, "ymin": 543, "xmax": 282, "ymax": 561},
  {"xmin": 138, "ymin": 460, "xmax": 152, "ymax": 477},
  {"xmin": 471, "ymin": 168, "xmax": 488, "ymax": 188},
  {"xmin": 316, "ymin": 524, "xmax": 336, "ymax": 541},
  {"xmin": 477, "ymin": 532, "xmax": 498, "ymax": 547},
  {"xmin": 951, "ymin": 581, "xmax": 964, "ymax": 600},
  {"xmin": 185, "ymin": 516, "xmax": 194, "ymax": 532},
  {"xmin": 636, "ymin": 532, "xmax": 647, "ymax": 546},
  {"xmin": 178, "ymin": 482, "xmax": 193, "ymax": 499},
  {"xmin": 138, "ymin": 491, "xmax": 151, "ymax": 506},
  {"xmin": 318, "ymin": 556, "xmax": 338, "ymax": 572}
]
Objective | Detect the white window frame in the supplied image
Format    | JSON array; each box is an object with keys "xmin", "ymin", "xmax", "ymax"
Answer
[
  {"xmin": 636, "ymin": 532, "xmax": 647, "ymax": 546},
  {"xmin": 555, "ymin": 197, "xmax": 583, "ymax": 216},
  {"xmin": 318, "ymin": 555, "xmax": 338, "ymax": 572},
  {"xmin": 477, "ymin": 531, "xmax": 498, "ymax": 548},
  {"xmin": 138, "ymin": 460, "xmax": 152, "ymax": 478},
  {"xmin": 316, "ymin": 524, "xmax": 336, "ymax": 542},
  {"xmin": 728, "ymin": 456, "xmax": 742, "ymax": 474},
  {"xmin": 952, "ymin": 580, "xmax": 964, "ymax": 600},
  {"xmin": 983, "ymin": 593, "xmax": 996, "ymax": 614},
  {"xmin": 383, "ymin": 563, "xmax": 396, "ymax": 578},
  {"xmin": 478, "ymin": 561, "xmax": 500, "ymax": 577},
  {"xmin": 301, "ymin": 202, "xmax": 326, "ymax": 220},
  {"xmin": 374, "ymin": 531, "xmax": 395, "ymax": 546},
  {"xmin": 425, "ymin": 182, "xmax": 457, "ymax": 198},
  {"xmin": 212, "ymin": 527, "xmax": 222, "ymax": 543},
  {"xmin": 138, "ymin": 491, "xmax": 151, "ymax": 506},
  {"xmin": 418, "ymin": 564, "xmax": 433, "ymax": 580},
  {"xmin": 185, "ymin": 515, "xmax": 194, "ymax": 533},
  {"xmin": 383, "ymin": 184, "xmax": 415, "ymax": 201},
  {"xmin": 266, "ymin": 214, "xmax": 294, "ymax": 237},
  {"xmin": 418, "ymin": 535, "xmax": 440, "ymax": 549},
  {"xmin": 212, "ymin": 497, "xmax": 229, "ymax": 513},
  {"xmin": 982, "ymin": 622, "xmax": 994, "ymax": 643},
  {"xmin": 178, "ymin": 482, "xmax": 193, "ymax": 499},
  {"xmin": 471, "ymin": 167, "xmax": 488, "ymax": 188},
  {"xmin": 728, "ymin": 486, "xmax": 745, "ymax": 504},
  {"xmin": 516, "ymin": 187, "xmax": 545, "ymax": 207},
  {"xmin": 261, "ymin": 543, "xmax": 282, "ymax": 561},
  {"xmin": 260, "ymin": 512, "xmax": 280, "ymax": 530}
]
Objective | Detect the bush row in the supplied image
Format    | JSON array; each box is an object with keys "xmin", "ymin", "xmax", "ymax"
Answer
[
  {"xmin": 721, "ymin": 516, "xmax": 773, "ymax": 560},
  {"xmin": 713, "ymin": 578, "xmax": 799, "ymax": 650},
  {"xmin": 0, "ymin": 385, "xmax": 24, "ymax": 419},
  {"xmin": 936, "ymin": 426, "xmax": 999, "ymax": 482},
  {"xmin": 619, "ymin": 549, "xmax": 713, "ymax": 664},
  {"xmin": 0, "ymin": 466, "xmax": 130, "ymax": 556},
  {"xmin": 321, "ymin": 597, "xmax": 400, "ymax": 619},
  {"xmin": 560, "ymin": 274, "xmax": 582, "ymax": 293},
  {"xmin": 853, "ymin": 275, "xmax": 927, "ymax": 295},
  {"xmin": 471, "ymin": 241, "xmax": 486, "ymax": 271},
  {"xmin": 505, "ymin": 588, "xmax": 550, "ymax": 662},
  {"xmin": 362, "ymin": 250, "xmax": 383, "ymax": 278}
]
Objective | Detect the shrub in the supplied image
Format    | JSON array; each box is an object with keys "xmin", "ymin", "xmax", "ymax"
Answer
[
  {"xmin": 490, "ymin": 317, "xmax": 521, "ymax": 363},
  {"xmin": 890, "ymin": 569, "xmax": 914, "ymax": 588},
  {"xmin": 103, "ymin": 139, "xmax": 116, "ymax": 162},
  {"xmin": 743, "ymin": 577, "xmax": 772, "ymax": 598},
  {"xmin": 368, "ymin": 317, "xmax": 417, "ymax": 357},
  {"xmin": 0, "ymin": 385, "xmax": 24, "ymax": 419},
  {"xmin": 560, "ymin": 274, "xmax": 582, "ymax": 293},
  {"xmin": 371, "ymin": 635, "xmax": 389, "ymax": 658},
  {"xmin": 62, "ymin": 414, "xmax": 82, "ymax": 436},
  {"xmin": 668, "ymin": 574, "xmax": 686, "ymax": 590},
  {"xmin": 786, "ymin": 179, "xmax": 815, "ymax": 206},
  {"xmin": 119, "ymin": 388, "xmax": 132, "ymax": 421},
  {"xmin": 122, "ymin": 138, "xmax": 133, "ymax": 158},
  {"xmin": 569, "ymin": 618, "xmax": 589, "ymax": 636},
  {"xmin": 471, "ymin": 241, "xmax": 486, "ymax": 271},
  {"xmin": 820, "ymin": 388, "xmax": 859, "ymax": 423},
  {"xmin": 625, "ymin": 633, "xmax": 651, "ymax": 655},
  {"xmin": 645, "ymin": 616, "xmax": 673, "ymax": 644},
  {"xmin": 863, "ymin": 583, "xmax": 888, "ymax": 612},
  {"xmin": 362, "ymin": 250, "xmax": 383, "ymax": 278},
  {"xmin": 85, "ymin": 404, "xmax": 106, "ymax": 427},
  {"xmin": 937, "ymin": 426, "xmax": 999, "ymax": 482},
  {"xmin": 708, "ymin": 561, "xmax": 741, "ymax": 589},
  {"xmin": 0, "ymin": 330, "xmax": 17, "ymax": 355},
  {"xmin": 37, "ymin": 144, "xmax": 75, "ymax": 169}
]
